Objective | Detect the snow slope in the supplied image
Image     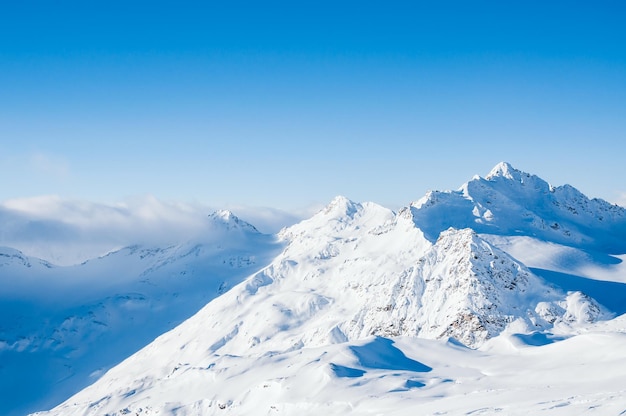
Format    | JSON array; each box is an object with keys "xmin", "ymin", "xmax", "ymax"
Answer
[
  {"xmin": 34, "ymin": 330, "xmax": 626, "ymax": 415},
  {"xmin": 0, "ymin": 212, "xmax": 282, "ymax": 416}
]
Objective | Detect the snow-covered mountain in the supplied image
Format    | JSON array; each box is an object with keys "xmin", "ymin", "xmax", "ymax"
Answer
[
  {"xmin": 411, "ymin": 162, "xmax": 626, "ymax": 252},
  {"xmin": 0, "ymin": 211, "xmax": 282, "ymax": 416},
  {"xmin": 22, "ymin": 162, "xmax": 626, "ymax": 415}
]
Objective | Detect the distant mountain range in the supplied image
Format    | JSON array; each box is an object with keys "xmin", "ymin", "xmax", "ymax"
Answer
[{"xmin": 2, "ymin": 163, "xmax": 625, "ymax": 415}]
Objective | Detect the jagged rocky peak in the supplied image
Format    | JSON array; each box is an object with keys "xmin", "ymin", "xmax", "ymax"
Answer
[
  {"xmin": 478, "ymin": 163, "xmax": 626, "ymax": 224},
  {"xmin": 330, "ymin": 225, "xmax": 602, "ymax": 349},
  {"xmin": 421, "ymin": 228, "xmax": 603, "ymax": 344},
  {"xmin": 488, "ymin": 163, "xmax": 624, "ymax": 227},
  {"xmin": 482, "ymin": 161, "xmax": 553, "ymax": 193},
  {"xmin": 361, "ymin": 227, "xmax": 536, "ymax": 346},
  {"xmin": 432, "ymin": 228, "xmax": 530, "ymax": 294},
  {"xmin": 207, "ymin": 209, "xmax": 259, "ymax": 233},
  {"xmin": 435, "ymin": 226, "xmax": 479, "ymax": 245},
  {"xmin": 406, "ymin": 162, "xmax": 626, "ymax": 252}
]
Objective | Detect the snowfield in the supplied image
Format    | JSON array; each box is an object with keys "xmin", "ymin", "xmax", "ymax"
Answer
[
  {"xmin": 2, "ymin": 162, "xmax": 626, "ymax": 415},
  {"xmin": 33, "ymin": 330, "xmax": 626, "ymax": 415}
]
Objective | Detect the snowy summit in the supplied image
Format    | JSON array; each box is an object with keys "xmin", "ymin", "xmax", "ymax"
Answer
[{"xmin": 208, "ymin": 210, "xmax": 260, "ymax": 233}]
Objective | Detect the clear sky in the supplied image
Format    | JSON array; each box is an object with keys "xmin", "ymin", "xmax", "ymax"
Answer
[{"xmin": 1, "ymin": 1, "xmax": 625, "ymax": 211}]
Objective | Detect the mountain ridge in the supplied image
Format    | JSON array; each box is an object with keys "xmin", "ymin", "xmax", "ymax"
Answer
[{"xmin": 410, "ymin": 162, "xmax": 626, "ymax": 253}]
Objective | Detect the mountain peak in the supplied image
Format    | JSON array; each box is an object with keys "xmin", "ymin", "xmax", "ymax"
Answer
[
  {"xmin": 327, "ymin": 195, "xmax": 355, "ymax": 208},
  {"xmin": 207, "ymin": 210, "xmax": 259, "ymax": 233},
  {"xmin": 485, "ymin": 161, "xmax": 522, "ymax": 181},
  {"xmin": 483, "ymin": 161, "xmax": 547, "ymax": 189},
  {"xmin": 407, "ymin": 162, "xmax": 626, "ymax": 252},
  {"xmin": 321, "ymin": 195, "xmax": 360, "ymax": 217},
  {"xmin": 210, "ymin": 209, "xmax": 236, "ymax": 221}
]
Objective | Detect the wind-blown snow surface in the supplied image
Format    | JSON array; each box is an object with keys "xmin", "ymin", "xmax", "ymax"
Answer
[
  {"xmin": 0, "ymin": 212, "xmax": 282, "ymax": 416},
  {"xmin": 29, "ymin": 163, "xmax": 626, "ymax": 415}
]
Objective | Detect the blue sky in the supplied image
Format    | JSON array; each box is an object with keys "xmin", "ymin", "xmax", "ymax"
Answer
[{"xmin": 1, "ymin": 1, "xmax": 625, "ymax": 211}]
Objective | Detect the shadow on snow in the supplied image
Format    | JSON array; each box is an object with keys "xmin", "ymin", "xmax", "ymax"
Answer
[
  {"xmin": 331, "ymin": 337, "xmax": 432, "ymax": 379},
  {"xmin": 530, "ymin": 267, "xmax": 626, "ymax": 315}
]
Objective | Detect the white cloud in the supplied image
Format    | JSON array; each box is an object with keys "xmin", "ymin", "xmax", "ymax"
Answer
[{"xmin": 0, "ymin": 195, "xmax": 306, "ymax": 265}]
